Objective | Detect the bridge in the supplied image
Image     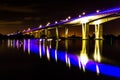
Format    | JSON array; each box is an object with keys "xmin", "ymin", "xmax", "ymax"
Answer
[{"xmin": 10, "ymin": 7, "xmax": 120, "ymax": 39}]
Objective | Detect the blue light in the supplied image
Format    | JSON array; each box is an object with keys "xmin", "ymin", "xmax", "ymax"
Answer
[
  {"xmin": 15, "ymin": 39, "xmax": 120, "ymax": 79},
  {"xmin": 28, "ymin": 40, "xmax": 120, "ymax": 78},
  {"xmin": 30, "ymin": 39, "xmax": 39, "ymax": 54},
  {"xmin": 86, "ymin": 61, "xmax": 120, "ymax": 78}
]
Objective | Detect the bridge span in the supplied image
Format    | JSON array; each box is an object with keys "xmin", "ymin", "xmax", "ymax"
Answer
[{"xmin": 10, "ymin": 7, "xmax": 120, "ymax": 39}]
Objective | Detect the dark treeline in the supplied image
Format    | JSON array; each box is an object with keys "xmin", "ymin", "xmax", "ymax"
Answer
[{"xmin": 0, "ymin": 32, "xmax": 34, "ymax": 39}]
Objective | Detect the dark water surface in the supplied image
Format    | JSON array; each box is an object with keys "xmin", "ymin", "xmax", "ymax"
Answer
[{"xmin": 0, "ymin": 39, "xmax": 120, "ymax": 80}]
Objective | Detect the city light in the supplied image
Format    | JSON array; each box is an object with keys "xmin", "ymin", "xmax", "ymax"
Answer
[
  {"xmin": 82, "ymin": 12, "xmax": 86, "ymax": 15},
  {"xmin": 39, "ymin": 25, "xmax": 42, "ymax": 28},
  {"xmin": 68, "ymin": 16, "xmax": 71, "ymax": 19},
  {"xmin": 96, "ymin": 10, "xmax": 100, "ymax": 13},
  {"xmin": 46, "ymin": 22, "xmax": 50, "ymax": 26},
  {"xmin": 65, "ymin": 18, "xmax": 68, "ymax": 21},
  {"xmin": 79, "ymin": 15, "xmax": 81, "ymax": 17},
  {"xmin": 55, "ymin": 21, "xmax": 58, "ymax": 24},
  {"xmin": 27, "ymin": 28, "xmax": 31, "ymax": 31}
]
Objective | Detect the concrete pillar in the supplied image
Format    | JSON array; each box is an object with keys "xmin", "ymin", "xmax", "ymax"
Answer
[
  {"xmin": 34, "ymin": 31, "xmax": 39, "ymax": 38},
  {"xmin": 56, "ymin": 27, "xmax": 59, "ymax": 39},
  {"xmin": 37, "ymin": 31, "xmax": 40, "ymax": 38},
  {"xmin": 82, "ymin": 23, "xmax": 89, "ymax": 39},
  {"xmin": 40, "ymin": 30, "xmax": 44, "ymax": 38},
  {"xmin": 45, "ymin": 29, "xmax": 48, "ymax": 38},
  {"xmin": 95, "ymin": 24, "xmax": 103, "ymax": 39},
  {"xmin": 47, "ymin": 30, "xmax": 50, "ymax": 38},
  {"xmin": 65, "ymin": 27, "xmax": 68, "ymax": 38}
]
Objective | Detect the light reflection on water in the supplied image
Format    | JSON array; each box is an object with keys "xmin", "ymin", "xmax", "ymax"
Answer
[{"xmin": 7, "ymin": 39, "xmax": 120, "ymax": 78}]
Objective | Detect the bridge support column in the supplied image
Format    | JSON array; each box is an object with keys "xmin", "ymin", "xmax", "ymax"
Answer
[
  {"xmin": 37, "ymin": 31, "xmax": 40, "ymax": 38},
  {"xmin": 34, "ymin": 31, "xmax": 37, "ymax": 38},
  {"xmin": 33, "ymin": 31, "xmax": 36, "ymax": 38},
  {"xmin": 45, "ymin": 29, "xmax": 48, "ymax": 38},
  {"xmin": 30, "ymin": 32, "xmax": 33, "ymax": 36},
  {"xmin": 65, "ymin": 27, "xmax": 68, "ymax": 38},
  {"xmin": 95, "ymin": 24, "xmax": 103, "ymax": 39},
  {"xmin": 56, "ymin": 27, "xmax": 59, "ymax": 39},
  {"xmin": 82, "ymin": 23, "xmax": 89, "ymax": 39},
  {"xmin": 34, "ymin": 31, "xmax": 40, "ymax": 38}
]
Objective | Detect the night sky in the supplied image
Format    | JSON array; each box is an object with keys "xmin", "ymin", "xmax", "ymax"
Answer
[{"xmin": 0, "ymin": 0, "xmax": 120, "ymax": 35}]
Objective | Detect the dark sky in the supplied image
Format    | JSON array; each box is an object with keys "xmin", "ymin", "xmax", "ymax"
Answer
[{"xmin": 0, "ymin": 0, "xmax": 120, "ymax": 35}]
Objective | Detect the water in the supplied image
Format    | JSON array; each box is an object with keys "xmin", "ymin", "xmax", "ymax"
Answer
[{"xmin": 0, "ymin": 39, "xmax": 120, "ymax": 79}]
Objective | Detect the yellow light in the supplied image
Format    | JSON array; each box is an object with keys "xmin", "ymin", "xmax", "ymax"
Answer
[
  {"xmin": 35, "ymin": 31, "xmax": 38, "ymax": 33},
  {"xmin": 94, "ymin": 40, "xmax": 101, "ymax": 62},
  {"xmin": 68, "ymin": 15, "xmax": 98, "ymax": 24},
  {"xmin": 8, "ymin": 39, "xmax": 10, "ymax": 47},
  {"xmin": 80, "ymin": 53, "xmax": 89, "ymax": 66},
  {"xmin": 46, "ymin": 22, "xmax": 50, "ymax": 26},
  {"xmin": 80, "ymin": 17, "xmax": 88, "ymax": 23},
  {"xmin": 94, "ymin": 20, "xmax": 101, "ymax": 24},
  {"xmin": 79, "ymin": 53, "xmax": 88, "ymax": 71},
  {"xmin": 67, "ymin": 57, "xmax": 71, "ymax": 68},
  {"xmin": 68, "ymin": 16, "xmax": 71, "ymax": 19},
  {"xmin": 28, "ymin": 28, "xmax": 30, "ymax": 31}
]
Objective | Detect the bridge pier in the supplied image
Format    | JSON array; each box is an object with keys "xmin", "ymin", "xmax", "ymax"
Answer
[
  {"xmin": 29, "ymin": 32, "xmax": 33, "ymax": 37},
  {"xmin": 95, "ymin": 24, "xmax": 103, "ymax": 39},
  {"xmin": 34, "ymin": 31, "xmax": 40, "ymax": 38},
  {"xmin": 82, "ymin": 23, "xmax": 89, "ymax": 39},
  {"xmin": 65, "ymin": 27, "xmax": 68, "ymax": 39},
  {"xmin": 34, "ymin": 31, "xmax": 37, "ymax": 38},
  {"xmin": 45, "ymin": 29, "xmax": 48, "ymax": 38},
  {"xmin": 56, "ymin": 27, "xmax": 59, "ymax": 39}
]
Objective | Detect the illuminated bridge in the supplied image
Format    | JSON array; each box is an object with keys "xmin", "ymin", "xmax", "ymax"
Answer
[{"xmin": 11, "ymin": 7, "xmax": 120, "ymax": 39}]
